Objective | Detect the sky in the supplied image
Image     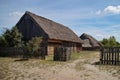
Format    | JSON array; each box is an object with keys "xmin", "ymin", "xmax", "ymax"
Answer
[{"xmin": 0, "ymin": 0, "xmax": 120, "ymax": 42}]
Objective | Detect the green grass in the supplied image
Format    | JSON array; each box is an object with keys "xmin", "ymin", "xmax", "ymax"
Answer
[{"xmin": 71, "ymin": 52, "xmax": 81, "ymax": 60}]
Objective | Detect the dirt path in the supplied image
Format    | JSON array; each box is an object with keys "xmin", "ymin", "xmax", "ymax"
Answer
[
  {"xmin": 0, "ymin": 52, "xmax": 119, "ymax": 80},
  {"xmin": 45, "ymin": 56, "xmax": 119, "ymax": 80}
]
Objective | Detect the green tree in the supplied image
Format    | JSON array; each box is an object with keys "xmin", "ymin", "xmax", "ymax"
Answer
[
  {"xmin": 108, "ymin": 36, "xmax": 116, "ymax": 47},
  {"xmin": 116, "ymin": 41, "xmax": 120, "ymax": 46},
  {"xmin": 101, "ymin": 36, "xmax": 120, "ymax": 47},
  {"xmin": 101, "ymin": 38, "xmax": 108, "ymax": 46},
  {"xmin": 0, "ymin": 36, "xmax": 8, "ymax": 47},
  {"xmin": 3, "ymin": 27, "xmax": 23, "ymax": 47}
]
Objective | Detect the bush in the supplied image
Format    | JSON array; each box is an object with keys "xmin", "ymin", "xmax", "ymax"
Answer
[{"xmin": 24, "ymin": 37, "xmax": 42, "ymax": 58}]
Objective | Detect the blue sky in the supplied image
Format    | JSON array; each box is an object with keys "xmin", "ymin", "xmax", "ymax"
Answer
[{"xmin": 0, "ymin": 0, "xmax": 120, "ymax": 42}]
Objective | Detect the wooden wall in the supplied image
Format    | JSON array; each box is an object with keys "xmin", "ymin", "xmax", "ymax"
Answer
[
  {"xmin": 47, "ymin": 39, "xmax": 82, "ymax": 55},
  {"xmin": 17, "ymin": 14, "xmax": 48, "ymax": 41}
]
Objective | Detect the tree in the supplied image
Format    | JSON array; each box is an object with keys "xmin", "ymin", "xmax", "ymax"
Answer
[
  {"xmin": 0, "ymin": 36, "xmax": 8, "ymax": 47},
  {"xmin": 101, "ymin": 36, "xmax": 120, "ymax": 47},
  {"xmin": 101, "ymin": 38, "xmax": 108, "ymax": 46},
  {"xmin": 108, "ymin": 36, "xmax": 116, "ymax": 47},
  {"xmin": 3, "ymin": 27, "xmax": 23, "ymax": 47}
]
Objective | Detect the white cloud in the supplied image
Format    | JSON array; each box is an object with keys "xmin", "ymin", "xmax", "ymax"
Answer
[
  {"xmin": 9, "ymin": 11, "xmax": 24, "ymax": 17},
  {"xmin": 96, "ymin": 10, "xmax": 102, "ymax": 15},
  {"xmin": 104, "ymin": 5, "xmax": 120, "ymax": 14},
  {"xmin": 96, "ymin": 5, "xmax": 120, "ymax": 15}
]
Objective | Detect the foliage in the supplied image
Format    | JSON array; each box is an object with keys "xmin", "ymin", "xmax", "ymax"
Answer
[
  {"xmin": 0, "ymin": 36, "xmax": 8, "ymax": 47},
  {"xmin": 101, "ymin": 36, "xmax": 120, "ymax": 47},
  {"xmin": 0, "ymin": 26, "xmax": 43, "ymax": 58},
  {"xmin": 3, "ymin": 27, "xmax": 24, "ymax": 47},
  {"xmin": 101, "ymin": 38, "xmax": 108, "ymax": 46},
  {"xmin": 25, "ymin": 37, "xmax": 42, "ymax": 57},
  {"xmin": 108, "ymin": 36, "xmax": 116, "ymax": 46}
]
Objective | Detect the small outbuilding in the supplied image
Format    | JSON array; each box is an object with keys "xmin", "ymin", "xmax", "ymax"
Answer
[
  {"xmin": 80, "ymin": 33, "xmax": 103, "ymax": 50},
  {"xmin": 16, "ymin": 11, "xmax": 83, "ymax": 55}
]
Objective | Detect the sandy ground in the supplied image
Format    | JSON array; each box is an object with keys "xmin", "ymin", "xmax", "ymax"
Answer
[{"xmin": 0, "ymin": 51, "xmax": 119, "ymax": 80}]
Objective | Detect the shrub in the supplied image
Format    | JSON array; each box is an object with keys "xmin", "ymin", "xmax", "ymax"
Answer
[{"xmin": 24, "ymin": 37, "xmax": 42, "ymax": 58}]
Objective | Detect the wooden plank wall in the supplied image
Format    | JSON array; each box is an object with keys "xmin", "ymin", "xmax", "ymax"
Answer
[{"xmin": 100, "ymin": 47, "xmax": 120, "ymax": 65}]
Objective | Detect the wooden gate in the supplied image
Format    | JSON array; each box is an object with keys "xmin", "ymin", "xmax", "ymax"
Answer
[
  {"xmin": 54, "ymin": 47, "xmax": 71, "ymax": 61},
  {"xmin": 100, "ymin": 47, "xmax": 120, "ymax": 65}
]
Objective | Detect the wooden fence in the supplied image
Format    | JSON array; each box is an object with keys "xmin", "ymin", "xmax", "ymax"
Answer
[
  {"xmin": 0, "ymin": 47, "xmax": 46, "ymax": 59},
  {"xmin": 100, "ymin": 47, "xmax": 120, "ymax": 65},
  {"xmin": 0, "ymin": 47, "xmax": 71, "ymax": 61},
  {"xmin": 54, "ymin": 47, "xmax": 71, "ymax": 61},
  {"xmin": 0, "ymin": 47, "xmax": 24, "ymax": 57}
]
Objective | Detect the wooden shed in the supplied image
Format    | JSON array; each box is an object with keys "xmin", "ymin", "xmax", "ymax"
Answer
[
  {"xmin": 80, "ymin": 33, "xmax": 103, "ymax": 50},
  {"xmin": 16, "ymin": 11, "xmax": 83, "ymax": 55}
]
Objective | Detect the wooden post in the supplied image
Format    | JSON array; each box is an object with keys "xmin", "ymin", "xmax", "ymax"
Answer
[
  {"xmin": 108, "ymin": 47, "xmax": 110, "ymax": 64},
  {"xmin": 115, "ymin": 47, "xmax": 117, "ymax": 65},
  {"xmin": 118, "ymin": 47, "xmax": 120, "ymax": 65},
  {"xmin": 106, "ymin": 48, "xmax": 108, "ymax": 64},
  {"xmin": 100, "ymin": 47, "xmax": 103, "ymax": 64}
]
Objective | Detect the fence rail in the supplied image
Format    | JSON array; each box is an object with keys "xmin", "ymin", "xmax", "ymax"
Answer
[
  {"xmin": 0, "ymin": 47, "xmax": 24, "ymax": 57},
  {"xmin": 0, "ymin": 47, "xmax": 46, "ymax": 58},
  {"xmin": 100, "ymin": 47, "xmax": 120, "ymax": 65}
]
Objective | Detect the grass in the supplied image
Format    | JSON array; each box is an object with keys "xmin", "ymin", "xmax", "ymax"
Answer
[
  {"xmin": 38, "ymin": 55, "xmax": 66, "ymax": 66},
  {"xmin": 0, "ymin": 56, "xmax": 66, "ymax": 80},
  {"xmin": 70, "ymin": 52, "xmax": 81, "ymax": 60},
  {"xmin": 0, "ymin": 57, "xmax": 13, "ymax": 79},
  {"xmin": 74, "ymin": 51, "xmax": 99, "ymax": 70},
  {"xmin": 0, "ymin": 51, "xmax": 120, "ymax": 79},
  {"xmin": 0, "ymin": 53, "xmax": 80, "ymax": 79},
  {"xmin": 96, "ymin": 64, "xmax": 120, "ymax": 79},
  {"xmin": 76, "ymin": 51, "xmax": 120, "ymax": 79}
]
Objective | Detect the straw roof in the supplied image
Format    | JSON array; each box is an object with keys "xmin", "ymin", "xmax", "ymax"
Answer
[
  {"xmin": 82, "ymin": 39, "xmax": 92, "ymax": 47},
  {"xmin": 17, "ymin": 11, "xmax": 83, "ymax": 43},
  {"xmin": 80, "ymin": 33, "xmax": 103, "ymax": 47}
]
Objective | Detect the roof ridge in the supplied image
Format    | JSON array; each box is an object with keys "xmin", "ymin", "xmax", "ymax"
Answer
[
  {"xmin": 22, "ymin": 11, "xmax": 83, "ymax": 43},
  {"xmin": 25, "ymin": 11, "xmax": 69, "ymax": 29}
]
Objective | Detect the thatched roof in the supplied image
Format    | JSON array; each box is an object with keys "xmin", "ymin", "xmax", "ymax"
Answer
[
  {"xmin": 82, "ymin": 39, "xmax": 92, "ymax": 47},
  {"xmin": 80, "ymin": 33, "xmax": 103, "ymax": 47},
  {"xmin": 18, "ymin": 11, "xmax": 83, "ymax": 43}
]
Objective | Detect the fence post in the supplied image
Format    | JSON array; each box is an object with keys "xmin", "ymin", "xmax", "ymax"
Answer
[{"xmin": 100, "ymin": 47, "xmax": 103, "ymax": 64}]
